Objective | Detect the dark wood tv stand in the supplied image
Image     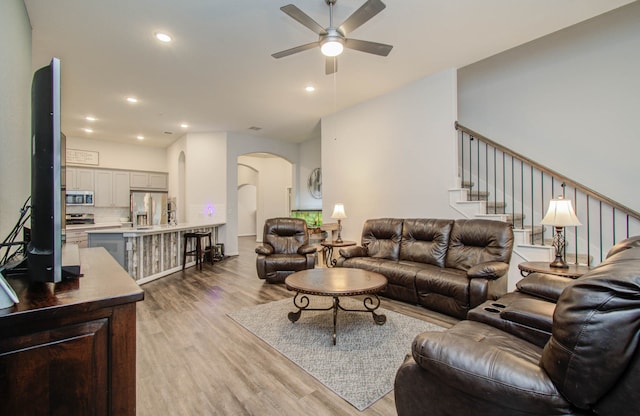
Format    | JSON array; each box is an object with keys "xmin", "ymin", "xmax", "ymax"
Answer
[{"xmin": 0, "ymin": 247, "xmax": 144, "ymax": 415}]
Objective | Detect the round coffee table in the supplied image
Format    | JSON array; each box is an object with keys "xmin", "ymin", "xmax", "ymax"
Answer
[{"xmin": 285, "ymin": 268, "xmax": 388, "ymax": 345}]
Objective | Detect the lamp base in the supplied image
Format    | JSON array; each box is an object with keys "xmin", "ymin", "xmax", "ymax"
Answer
[
  {"xmin": 335, "ymin": 219, "xmax": 343, "ymax": 243},
  {"xmin": 549, "ymin": 256, "xmax": 569, "ymax": 269},
  {"xmin": 549, "ymin": 226, "xmax": 569, "ymax": 268}
]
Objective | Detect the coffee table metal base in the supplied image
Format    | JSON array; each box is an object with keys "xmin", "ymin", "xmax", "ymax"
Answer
[{"xmin": 287, "ymin": 292, "xmax": 386, "ymax": 345}]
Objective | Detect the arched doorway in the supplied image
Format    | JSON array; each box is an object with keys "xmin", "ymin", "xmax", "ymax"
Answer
[{"xmin": 237, "ymin": 153, "xmax": 293, "ymax": 242}]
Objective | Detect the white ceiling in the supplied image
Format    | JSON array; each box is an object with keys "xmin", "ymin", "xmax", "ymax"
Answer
[{"xmin": 24, "ymin": 0, "xmax": 634, "ymax": 148}]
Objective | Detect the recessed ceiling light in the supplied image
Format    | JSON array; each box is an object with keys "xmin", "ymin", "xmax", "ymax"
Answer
[
  {"xmin": 180, "ymin": 123, "xmax": 189, "ymax": 128},
  {"xmin": 136, "ymin": 135, "xmax": 144, "ymax": 140},
  {"xmin": 85, "ymin": 116, "xmax": 96, "ymax": 122},
  {"xmin": 305, "ymin": 86, "xmax": 315, "ymax": 92},
  {"xmin": 84, "ymin": 128, "xmax": 93, "ymax": 133},
  {"xmin": 155, "ymin": 32, "xmax": 172, "ymax": 43},
  {"xmin": 127, "ymin": 97, "xmax": 138, "ymax": 103}
]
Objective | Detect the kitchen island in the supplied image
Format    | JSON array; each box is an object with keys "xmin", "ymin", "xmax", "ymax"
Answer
[{"xmin": 86, "ymin": 222, "xmax": 224, "ymax": 284}]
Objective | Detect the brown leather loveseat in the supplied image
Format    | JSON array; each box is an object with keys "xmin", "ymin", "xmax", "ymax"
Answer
[
  {"xmin": 335, "ymin": 218, "xmax": 514, "ymax": 318},
  {"xmin": 394, "ymin": 236, "xmax": 640, "ymax": 416}
]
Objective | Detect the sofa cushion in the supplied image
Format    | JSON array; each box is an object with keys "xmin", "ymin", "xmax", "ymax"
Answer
[
  {"xmin": 411, "ymin": 320, "xmax": 572, "ymax": 414},
  {"xmin": 341, "ymin": 257, "xmax": 419, "ymax": 303},
  {"xmin": 541, "ymin": 250, "xmax": 640, "ymax": 410},
  {"xmin": 263, "ymin": 217, "xmax": 309, "ymax": 254},
  {"xmin": 361, "ymin": 218, "xmax": 403, "ymax": 261},
  {"xmin": 400, "ymin": 218, "xmax": 454, "ymax": 267},
  {"xmin": 415, "ymin": 265, "xmax": 469, "ymax": 318},
  {"xmin": 605, "ymin": 235, "xmax": 640, "ymax": 258},
  {"xmin": 445, "ymin": 219, "xmax": 513, "ymax": 271},
  {"xmin": 516, "ymin": 272, "xmax": 574, "ymax": 302}
]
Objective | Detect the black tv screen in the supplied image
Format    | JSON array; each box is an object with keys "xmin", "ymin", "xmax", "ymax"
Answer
[{"xmin": 27, "ymin": 57, "xmax": 63, "ymax": 283}]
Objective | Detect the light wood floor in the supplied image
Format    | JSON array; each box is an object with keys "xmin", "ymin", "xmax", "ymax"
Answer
[{"xmin": 136, "ymin": 236, "xmax": 458, "ymax": 416}]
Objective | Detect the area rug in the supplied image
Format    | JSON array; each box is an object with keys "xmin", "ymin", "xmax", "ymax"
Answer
[{"xmin": 227, "ymin": 297, "xmax": 445, "ymax": 411}]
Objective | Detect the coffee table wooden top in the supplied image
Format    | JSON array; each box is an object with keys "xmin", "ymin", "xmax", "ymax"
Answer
[{"xmin": 285, "ymin": 268, "xmax": 387, "ymax": 297}]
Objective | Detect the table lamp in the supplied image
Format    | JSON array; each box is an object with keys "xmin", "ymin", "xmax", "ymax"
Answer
[
  {"xmin": 541, "ymin": 197, "xmax": 581, "ymax": 268},
  {"xmin": 331, "ymin": 203, "xmax": 347, "ymax": 243}
]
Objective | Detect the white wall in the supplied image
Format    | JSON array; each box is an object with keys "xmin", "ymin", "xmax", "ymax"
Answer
[
  {"xmin": 237, "ymin": 184, "xmax": 257, "ymax": 237},
  {"xmin": 237, "ymin": 163, "xmax": 258, "ymax": 237},
  {"xmin": 297, "ymin": 137, "xmax": 322, "ymax": 209},
  {"xmin": 321, "ymin": 69, "xmax": 461, "ymax": 243},
  {"xmin": 0, "ymin": 0, "xmax": 31, "ymax": 238},
  {"xmin": 458, "ymin": 1, "xmax": 640, "ymax": 213},
  {"xmin": 182, "ymin": 132, "xmax": 227, "ymax": 224},
  {"xmin": 65, "ymin": 136, "xmax": 167, "ymax": 171},
  {"xmin": 166, "ymin": 134, "xmax": 187, "ymax": 220}
]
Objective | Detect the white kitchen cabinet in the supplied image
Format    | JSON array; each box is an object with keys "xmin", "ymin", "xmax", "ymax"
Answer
[
  {"xmin": 113, "ymin": 171, "xmax": 131, "ymax": 207},
  {"xmin": 95, "ymin": 170, "xmax": 130, "ymax": 207},
  {"xmin": 66, "ymin": 167, "xmax": 94, "ymax": 191},
  {"xmin": 130, "ymin": 171, "xmax": 168, "ymax": 190}
]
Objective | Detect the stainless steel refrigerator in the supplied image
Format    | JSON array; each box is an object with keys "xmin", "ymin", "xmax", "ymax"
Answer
[{"xmin": 130, "ymin": 191, "xmax": 168, "ymax": 227}]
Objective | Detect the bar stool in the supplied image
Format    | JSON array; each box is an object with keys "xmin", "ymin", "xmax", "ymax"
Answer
[{"xmin": 182, "ymin": 231, "xmax": 213, "ymax": 270}]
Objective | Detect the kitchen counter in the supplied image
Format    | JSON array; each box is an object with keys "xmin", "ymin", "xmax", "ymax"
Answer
[
  {"xmin": 85, "ymin": 222, "xmax": 223, "ymax": 236},
  {"xmin": 86, "ymin": 222, "xmax": 224, "ymax": 283},
  {"xmin": 66, "ymin": 222, "xmax": 125, "ymax": 230}
]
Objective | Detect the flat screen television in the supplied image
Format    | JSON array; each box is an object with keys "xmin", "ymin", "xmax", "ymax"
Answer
[{"xmin": 27, "ymin": 57, "xmax": 64, "ymax": 283}]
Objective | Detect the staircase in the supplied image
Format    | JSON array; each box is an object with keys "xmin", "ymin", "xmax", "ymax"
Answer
[{"xmin": 450, "ymin": 123, "xmax": 640, "ymax": 290}]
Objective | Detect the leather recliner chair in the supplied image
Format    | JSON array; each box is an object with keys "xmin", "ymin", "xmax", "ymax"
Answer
[
  {"xmin": 394, "ymin": 237, "xmax": 640, "ymax": 416},
  {"xmin": 255, "ymin": 217, "xmax": 317, "ymax": 283}
]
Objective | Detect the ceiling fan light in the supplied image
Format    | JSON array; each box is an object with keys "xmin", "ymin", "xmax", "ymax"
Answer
[{"xmin": 321, "ymin": 39, "xmax": 344, "ymax": 57}]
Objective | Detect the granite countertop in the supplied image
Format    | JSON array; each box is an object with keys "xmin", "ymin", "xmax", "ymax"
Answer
[
  {"xmin": 84, "ymin": 222, "xmax": 225, "ymax": 236},
  {"xmin": 66, "ymin": 222, "xmax": 126, "ymax": 231}
]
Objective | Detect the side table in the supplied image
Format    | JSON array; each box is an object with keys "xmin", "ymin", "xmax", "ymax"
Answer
[
  {"xmin": 518, "ymin": 261, "xmax": 591, "ymax": 279},
  {"xmin": 321, "ymin": 240, "xmax": 356, "ymax": 267}
]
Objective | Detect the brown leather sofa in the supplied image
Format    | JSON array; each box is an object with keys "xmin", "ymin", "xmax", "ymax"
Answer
[
  {"xmin": 335, "ymin": 218, "xmax": 514, "ymax": 319},
  {"xmin": 255, "ymin": 217, "xmax": 317, "ymax": 283},
  {"xmin": 394, "ymin": 236, "xmax": 640, "ymax": 416},
  {"xmin": 468, "ymin": 235, "xmax": 640, "ymax": 348}
]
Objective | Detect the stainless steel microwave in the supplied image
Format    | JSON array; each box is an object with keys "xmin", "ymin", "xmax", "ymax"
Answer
[{"xmin": 65, "ymin": 190, "xmax": 94, "ymax": 206}]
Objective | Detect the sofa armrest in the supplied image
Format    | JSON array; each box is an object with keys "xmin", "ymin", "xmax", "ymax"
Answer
[
  {"xmin": 338, "ymin": 245, "xmax": 367, "ymax": 258},
  {"xmin": 467, "ymin": 261, "xmax": 509, "ymax": 279},
  {"xmin": 298, "ymin": 244, "xmax": 317, "ymax": 255},
  {"xmin": 255, "ymin": 244, "xmax": 274, "ymax": 256},
  {"xmin": 516, "ymin": 272, "xmax": 573, "ymax": 302}
]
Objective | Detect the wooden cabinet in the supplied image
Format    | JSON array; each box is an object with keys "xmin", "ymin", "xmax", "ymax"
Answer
[
  {"xmin": 0, "ymin": 248, "xmax": 144, "ymax": 416},
  {"xmin": 94, "ymin": 170, "xmax": 130, "ymax": 207},
  {"xmin": 130, "ymin": 171, "xmax": 168, "ymax": 190},
  {"xmin": 66, "ymin": 167, "xmax": 95, "ymax": 191}
]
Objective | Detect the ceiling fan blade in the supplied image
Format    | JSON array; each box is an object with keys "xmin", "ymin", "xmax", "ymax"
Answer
[
  {"xmin": 344, "ymin": 38, "xmax": 393, "ymax": 56},
  {"xmin": 280, "ymin": 4, "xmax": 327, "ymax": 35},
  {"xmin": 338, "ymin": 0, "xmax": 386, "ymax": 35},
  {"xmin": 272, "ymin": 41, "xmax": 320, "ymax": 59},
  {"xmin": 325, "ymin": 57, "xmax": 338, "ymax": 75}
]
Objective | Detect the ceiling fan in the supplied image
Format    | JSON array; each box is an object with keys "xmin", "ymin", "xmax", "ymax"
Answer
[{"xmin": 272, "ymin": 0, "xmax": 393, "ymax": 74}]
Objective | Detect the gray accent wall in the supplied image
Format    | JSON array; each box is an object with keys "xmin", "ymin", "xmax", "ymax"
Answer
[{"xmin": 458, "ymin": 2, "xmax": 640, "ymax": 212}]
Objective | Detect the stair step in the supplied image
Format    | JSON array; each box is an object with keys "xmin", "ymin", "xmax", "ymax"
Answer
[
  {"xmin": 485, "ymin": 202, "xmax": 506, "ymax": 214},
  {"xmin": 461, "ymin": 180, "xmax": 474, "ymax": 189},
  {"xmin": 467, "ymin": 191, "xmax": 489, "ymax": 201},
  {"xmin": 565, "ymin": 253, "xmax": 594, "ymax": 266}
]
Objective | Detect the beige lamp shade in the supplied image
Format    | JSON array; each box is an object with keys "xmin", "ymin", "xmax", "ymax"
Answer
[
  {"xmin": 541, "ymin": 198, "xmax": 581, "ymax": 227},
  {"xmin": 331, "ymin": 203, "xmax": 347, "ymax": 219}
]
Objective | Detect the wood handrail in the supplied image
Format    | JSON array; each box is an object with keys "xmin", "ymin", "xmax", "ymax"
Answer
[{"xmin": 455, "ymin": 122, "xmax": 640, "ymax": 220}]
